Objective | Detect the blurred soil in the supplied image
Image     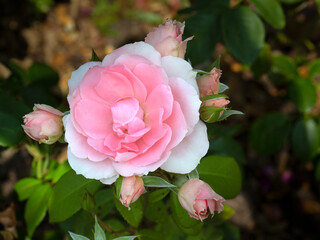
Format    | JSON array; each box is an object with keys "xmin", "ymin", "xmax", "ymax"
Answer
[{"xmin": 1, "ymin": 0, "xmax": 320, "ymax": 239}]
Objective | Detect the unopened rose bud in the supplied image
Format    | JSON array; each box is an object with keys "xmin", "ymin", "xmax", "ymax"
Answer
[
  {"xmin": 197, "ymin": 68, "xmax": 222, "ymax": 99},
  {"xmin": 145, "ymin": 19, "xmax": 193, "ymax": 58},
  {"xmin": 120, "ymin": 176, "xmax": 145, "ymax": 208},
  {"xmin": 22, "ymin": 104, "xmax": 63, "ymax": 144},
  {"xmin": 203, "ymin": 98, "xmax": 230, "ymax": 108},
  {"xmin": 178, "ymin": 179, "xmax": 225, "ymax": 221}
]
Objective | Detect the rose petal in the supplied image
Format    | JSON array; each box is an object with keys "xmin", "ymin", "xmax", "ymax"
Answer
[
  {"xmin": 145, "ymin": 84, "xmax": 173, "ymax": 120},
  {"xmin": 169, "ymin": 77, "xmax": 201, "ymax": 132},
  {"xmin": 133, "ymin": 63, "xmax": 168, "ymax": 93},
  {"xmin": 74, "ymin": 99, "xmax": 112, "ymax": 139},
  {"xmin": 103, "ymin": 42, "xmax": 161, "ymax": 67},
  {"xmin": 160, "ymin": 121, "xmax": 209, "ymax": 174},
  {"xmin": 164, "ymin": 101, "xmax": 187, "ymax": 150},
  {"xmin": 67, "ymin": 148, "xmax": 117, "ymax": 181},
  {"xmin": 161, "ymin": 56, "xmax": 199, "ymax": 93},
  {"xmin": 63, "ymin": 115, "xmax": 107, "ymax": 161},
  {"xmin": 111, "ymin": 98, "xmax": 140, "ymax": 125},
  {"xmin": 68, "ymin": 61, "xmax": 102, "ymax": 98}
]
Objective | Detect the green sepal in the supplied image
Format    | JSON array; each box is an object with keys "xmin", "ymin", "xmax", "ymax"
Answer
[{"xmin": 91, "ymin": 49, "xmax": 102, "ymax": 62}]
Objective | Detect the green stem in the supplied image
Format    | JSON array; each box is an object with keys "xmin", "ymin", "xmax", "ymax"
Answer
[{"xmin": 36, "ymin": 157, "xmax": 42, "ymax": 179}]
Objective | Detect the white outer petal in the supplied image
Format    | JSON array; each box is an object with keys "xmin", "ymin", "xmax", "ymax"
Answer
[
  {"xmin": 68, "ymin": 61, "xmax": 102, "ymax": 99},
  {"xmin": 67, "ymin": 148, "xmax": 118, "ymax": 184},
  {"xmin": 169, "ymin": 77, "xmax": 201, "ymax": 132},
  {"xmin": 102, "ymin": 42, "xmax": 162, "ymax": 67},
  {"xmin": 161, "ymin": 56, "xmax": 199, "ymax": 94},
  {"xmin": 100, "ymin": 175, "xmax": 119, "ymax": 185},
  {"xmin": 160, "ymin": 121, "xmax": 209, "ymax": 174}
]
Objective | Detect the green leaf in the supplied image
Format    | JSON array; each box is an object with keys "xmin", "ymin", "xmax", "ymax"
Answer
[
  {"xmin": 218, "ymin": 110, "xmax": 243, "ymax": 121},
  {"xmin": 145, "ymin": 200, "xmax": 168, "ymax": 223},
  {"xmin": 210, "ymin": 136, "xmax": 246, "ymax": 165},
  {"xmin": 69, "ymin": 232, "xmax": 90, "ymax": 240},
  {"xmin": 188, "ymin": 169, "xmax": 199, "ymax": 179},
  {"xmin": 251, "ymin": 0, "xmax": 285, "ymax": 29},
  {"xmin": 249, "ymin": 112, "xmax": 291, "ymax": 155},
  {"xmin": 44, "ymin": 161, "xmax": 71, "ymax": 183},
  {"xmin": 0, "ymin": 112, "xmax": 24, "ymax": 147},
  {"xmin": 197, "ymin": 156, "xmax": 242, "ymax": 199},
  {"xmin": 114, "ymin": 197, "xmax": 143, "ymax": 228},
  {"xmin": 207, "ymin": 56, "xmax": 221, "ymax": 71},
  {"xmin": 3, "ymin": 61, "xmax": 26, "ymax": 83},
  {"xmin": 22, "ymin": 85, "xmax": 57, "ymax": 108},
  {"xmin": 184, "ymin": 13, "xmax": 221, "ymax": 65},
  {"xmin": 279, "ymin": 0, "xmax": 303, "ymax": 4},
  {"xmin": 148, "ymin": 188, "xmax": 170, "ymax": 203},
  {"xmin": 170, "ymin": 192, "xmax": 203, "ymax": 235},
  {"xmin": 200, "ymin": 106, "xmax": 225, "ymax": 123},
  {"xmin": 0, "ymin": 91, "xmax": 30, "ymax": 119},
  {"xmin": 308, "ymin": 59, "xmax": 320, "ymax": 80},
  {"xmin": 113, "ymin": 236, "xmax": 138, "ymax": 240},
  {"xmin": 251, "ymin": 44, "xmax": 272, "ymax": 78},
  {"xmin": 288, "ymin": 77, "xmax": 317, "ymax": 113},
  {"xmin": 94, "ymin": 188, "xmax": 114, "ymax": 218},
  {"xmin": 14, "ymin": 178, "xmax": 42, "ymax": 201},
  {"xmin": 271, "ymin": 55, "xmax": 298, "ymax": 80},
  {"xmin": 223, "ymin": 222, "xmax": 240, "ymax": 240},
  {"xmin": 26, "ymin": 63, "xmax": 59, "ymax": 87},
  {"xmin": 219, "ymin": 83, "xmax": 229, "ymax": 93},
  {"xmin": 48, "ymin": 170, "xmax": 102, "ymax": 222},
  {"xmin": 25, "ymin": 183, "xmax": 52, "ymax": 236},
  {"xmin": 115, "ymin": 176, "xmax": 123, "ymax": 198},
  {"xmin": 211, "ymin": 205, "xmax": 235, "ymax": 226},
  {"xmin": 142, "ymin": 176, "xmax": 176, "ymax": 188},
  {"xmin": 291, "ymin": 118, "xmax": 319, "ymax": 161},
  {"xmin": 222, "ymin": 6, "xmax": 265, "ymax": 64},
  {"xmin": 91, "ymin": 49, "xmax": 102, "ymax": 62},
  {"xmin": 316, "ymin": 0, "xmax": 320, "ymax": 13},
  {"xmin": 94, "ymin": 216, "xmax": 106, "ymax": 240}
]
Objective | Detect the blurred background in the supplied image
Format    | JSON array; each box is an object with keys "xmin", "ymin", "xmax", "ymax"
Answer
[{"xmin": 1, "ymin": 0, "xmax": 320, "ymax": 239}]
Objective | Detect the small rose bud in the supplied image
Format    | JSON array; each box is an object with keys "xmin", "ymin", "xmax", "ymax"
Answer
[
  {"xmin": 120, "ymin": 176, "xmax": 145, "ymax": 208},
  {"xmin": 178, "ymin": 179, "xmax": 225, "ymax": 221},
  {"xmin": 22, "ymin": 104, "xmax": 63, "ymax": 144},
  {"xmin": 202, "ymin": 98, "xmax": 230, "ymax": 108},
  {"xmin": 197, "ymin": 68, "xmax": 222, "ymax": 99},
  {"xmin": 145, "ymin": 19, "xmax": 193, "ymax": 58}
]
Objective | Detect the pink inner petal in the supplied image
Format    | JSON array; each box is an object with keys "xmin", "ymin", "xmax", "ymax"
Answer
[
  {"xmin": 95, "ymin": 67, "xmax": 134, "ymax": 103},
  {"xmin": 133, "ymin": 63, "xmax": 169, "ymax": 93},
  {"xmin": 145, "ymin": 84, "xmax": 173, "ymax": 120},
  {"xmin": 74, "ymin": 99, "xmax": 112, "ymax": 139},
  {"xmin": 111, "ymin": 98, "xmax": 140, "ymax": 125},
  {"xmin": 164, "ymin": 101, "xmax": 187, "ymax": 150}
]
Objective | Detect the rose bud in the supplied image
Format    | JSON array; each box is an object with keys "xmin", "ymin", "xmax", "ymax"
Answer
[
  {"xmin": 197, "ymin": 68, "xmax": 222, "ymax": 99},
  {"xmin": 145, "ymin": 19, "xmax": 193, "ymax": 58},
  {"xmin": 22, "ymin": 104, "xmax": 63, "ymax": 144},
  {"xmin": 120, "ymin": 176, "xmax": 145, "ymax": 208},
  {"xmin": 202, "ymin": 98, "xmax": 230, "ymax": 108},
  {"xmin": 178, "ymin": 179, "xmax": 225, "ymax": 221}
]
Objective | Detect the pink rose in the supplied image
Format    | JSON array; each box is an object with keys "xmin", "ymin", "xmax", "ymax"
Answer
[
  {"xmin": 145, "ymin": 19, "xmax": 193, "ymax": 58},
  {"xmin": 22, "ymin": 104, "xmax": 63, "ymax": 144},
  {"xmin": 63, "ymin": 42, "xmax": 209, "ymax": 184},
  {"xmin": 120, "ymin": 176, "xmax": 145, "ymax": 208},
  {"xmin": 197, "ymin": 68, "xmax": 222, "ymax": 99},
  {"xmin": 178, "ymin": 179, "xmax": 225, "ymax": 221}
]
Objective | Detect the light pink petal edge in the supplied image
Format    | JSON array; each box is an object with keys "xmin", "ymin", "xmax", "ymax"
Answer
[{"xmin": 160, "ymin": 121, "xmax": 209, "ymax": 174}]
